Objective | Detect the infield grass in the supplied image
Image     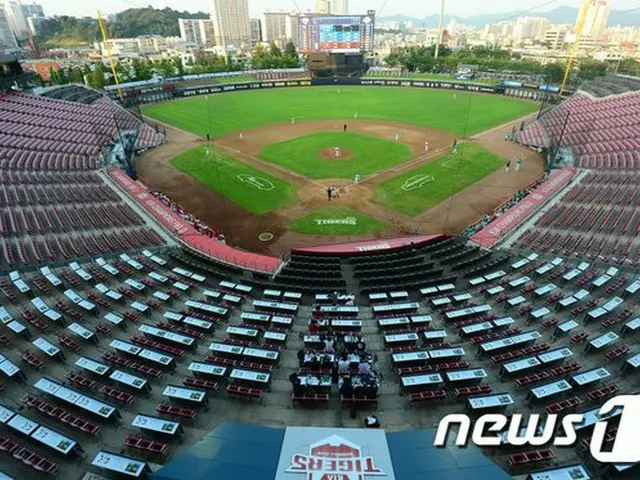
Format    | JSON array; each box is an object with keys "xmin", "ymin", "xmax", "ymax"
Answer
[
  {"xmin": 142, "ymin": 87, "xmax": 537, "ymax": 138},
  {"xmin": 170, "ymin": 145, "xmax": 298, "ymax": 215},
  {"xmin": 260, "ymin": 132, "xmax": 413, "ymax": 179},
  {"xmin": 289, "ymin": 207, "xmax": 386, "ymax": 235},
  {"xmin": 373, "ymin": 143, "xmax": 505, "ymax": 216}
]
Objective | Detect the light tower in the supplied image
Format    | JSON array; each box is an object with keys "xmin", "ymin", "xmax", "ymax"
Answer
[{"xmin": 434, "ymin": 0, "xmax": 445, "ymax": 59}]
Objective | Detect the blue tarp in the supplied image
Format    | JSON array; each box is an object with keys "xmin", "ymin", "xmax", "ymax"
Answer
[
  {"xmin": 152, "ymin": 423, "xmax": 285, "ymax": 480},
  {"xmin": 386, "ymin": 429, "xmax": 512, "ymax": 480},
  {"xmin": 152, "ymin": 423, "xmax": 512, "ymax": 480}
]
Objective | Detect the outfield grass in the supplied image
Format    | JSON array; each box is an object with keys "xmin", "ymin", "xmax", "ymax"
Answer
[
  {"xmin": 170, "ymin": 145, "xmax": 298, "ymax": 215},
  {"xmin": 142, "ymin": 87, "xmax": 537, "ymax": 139},
  {"xmin": 259, "ymin": 132, "xmax": 413, "ymax": 179},
  {"xmin": 289, "ymin": 207, "xmax": 386, "ymax": 235},
  {"xmin": 373, "ymin": 144, "xmax": 505, "ymax": 216}
]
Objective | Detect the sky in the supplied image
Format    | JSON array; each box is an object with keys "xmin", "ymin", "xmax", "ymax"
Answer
[{"xmin": 36, "ymin": 0, "xmax": 638, "ymax": 20}]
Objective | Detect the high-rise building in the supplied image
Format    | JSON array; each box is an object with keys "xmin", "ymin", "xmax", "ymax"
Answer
[
  {"xmin": 211, "ymin": 0, "xmax": 251, "ymax": 47},
  {"xmin": 515, "ymin": 16, "xmax": 549, "ymax": 43},
  {"xmin": 3, "ymin": 1, "xmax": 28, "ymax": 38},
  {"xmin": 580, "ymin": 0, "xmax": 610, "ymax": 38},
  {"xmin": 0, "ymin": 5, "xmax": 19, "ymax": 51},
  {"xmin": 544, "ymin": 27, "xmax": 569, "ymax": 50},
  {"xmin": 250, "ymin": 18, "xmax": 262, "ymax": 44},
  {"xmin": 261, "ymin": 12, "xmax": 289, "ymax": 45},
  {"xmin": 316, "ymin": 0, "xmax": 348, "ymax": 15},
  {"xmin": 178, "ymin": 18, "xmax": 216, "ymax": 48},
  {"xmin": 20, "ymin": 2, "xmax": 44, "ymax": 19}
]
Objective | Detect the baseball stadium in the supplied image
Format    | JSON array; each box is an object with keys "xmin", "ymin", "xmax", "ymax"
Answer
[{"xmin": 0, "ymin": 7, "xmax": 640, "ymax": 480}]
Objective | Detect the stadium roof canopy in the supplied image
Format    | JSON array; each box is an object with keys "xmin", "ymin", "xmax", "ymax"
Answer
[{"xmin": 152, "ymin": 422, "xmax": 512, "ymax": 480}]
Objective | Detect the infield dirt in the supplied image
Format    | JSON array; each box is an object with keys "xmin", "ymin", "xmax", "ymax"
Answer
[{"xmin": 135, "ymin": 117, "xmax": 543, "ymax": 255}]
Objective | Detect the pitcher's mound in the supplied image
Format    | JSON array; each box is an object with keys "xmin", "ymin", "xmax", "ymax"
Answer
[{"xmin": 320, "ymin": 148, "xmax": 353, "ymax": 161}]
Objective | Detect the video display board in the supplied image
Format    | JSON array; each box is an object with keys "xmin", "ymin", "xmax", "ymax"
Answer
[{"xmin": 299, "ymin": 12, "xmax": 375, "ymax": 53}]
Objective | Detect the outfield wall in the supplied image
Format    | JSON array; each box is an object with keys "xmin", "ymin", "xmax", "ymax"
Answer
[
  {"xmin": 126, "ymin": 77, "xmax": 555, "ymax": 106},
  {"xmin": 174, "ymin": 78, "xmax": 500, "ymax": 100}
]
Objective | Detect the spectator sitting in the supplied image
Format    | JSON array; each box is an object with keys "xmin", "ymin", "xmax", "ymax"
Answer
[
  {"xmin": 313, "ymin": 306, "xmax": 323, "ymax": 319},
  {"xmin": 309, "ymin": 355, "xmax": 320, "ymax": 371},
  {"xmin": 362, "ymin": 380, "xmax": 378, "ymax": 399},
  {"xmin": 288, "ymin": 372, "xmax": 299, "ymax": 386},
  {"xmin": 297, "ymin": 349, "xmax": 305, "ymax": 365},
  {"xmin": 358, "ymin": 361, "xmax": 371, "ymax": 375},
  {"xmin": 355, "ymin": 340, "xmax": 366, "ymax": 353},
  {"xmin": 293, "ymin": 379, "xmax": 307, "ymax": 397},
  {"xmin": 340, "ymin": 377, "xmax": 354, "ymax": 399},
  {"xmin": 338, "ymin": 356, "xmax": 350, "ymax": 374},
  {"xmin": 309, "ymin": 321, "xmax": 320, "ymax": 334},
  {"xmin": 321, "ymin": 354, "xmax": 333, "ymax": 369},
  {"xmin": 324, "ymin": 339, "xmax": 335, "ymax": 353}
]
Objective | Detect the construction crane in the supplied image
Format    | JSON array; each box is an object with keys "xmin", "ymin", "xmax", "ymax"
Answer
[
  {"xmin": 560, "ymin": 0, "xmax": 590, "ymax": 96},
  {"xmin": 97, "ymin": 10, "xmax": 123, "ymax": 100}
]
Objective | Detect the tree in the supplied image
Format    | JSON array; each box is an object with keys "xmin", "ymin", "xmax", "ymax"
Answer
[
  {"xmin": 48, "ymin": 67, "xmax": 58, "ymax": 85},
  {"xmin": 155, "ymin": 59, "xmax": 175, "ymax": 78},
  {"xmin": 616, "ymin": 58, "xmax": 640, "ymax": 76},
  {"xmin": 269, "ymin": 42, "xmax": 282, "ymax": 58},
  {"xmin": 577, "ymin": 59, "xmax": 608, "ymax": 80},
  {"xmin": 543, "ymin": 63, "xmax": 566, "ymax": 84},
  {"xmin": 282, "ymin": 41, "xmax": 300, "ymax": 68},
  {"xmin": 172, "ymin": 56, "xmax": 184, "ymax": 76},
  {"xmin": 131, "ymin": 58, "xmax": 152, "ymax": 81},
  {"xmin": 89, "ymin": 64, "xmax": 106, "ymax": 89}
]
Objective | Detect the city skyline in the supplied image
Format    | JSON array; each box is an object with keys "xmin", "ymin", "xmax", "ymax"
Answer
[{"xmin": 32, "ymin": 0, "xmax": 639, "ymax": 21}]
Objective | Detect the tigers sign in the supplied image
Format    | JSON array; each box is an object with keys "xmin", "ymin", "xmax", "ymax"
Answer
[{"xmin": 277, "ymin": 428, "xmax": 394, "ymax": 480}]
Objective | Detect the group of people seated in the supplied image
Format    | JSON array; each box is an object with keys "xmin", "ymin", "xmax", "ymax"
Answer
[
  {"xmin": 339, "ymin": 373, "xmax": 380, "ymax": 400},
  {"xmin": 321, "ymin": 292, "xmax": 356, "ymax": 306},
  {"xmin": 292, "ymin": 335, "xmax": 380, "ymax": 400}
]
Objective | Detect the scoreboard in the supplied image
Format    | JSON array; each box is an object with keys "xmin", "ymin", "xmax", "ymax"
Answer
[{"xmin": 299, "ymin": 12, "xmax": 375, "ymax": 54}]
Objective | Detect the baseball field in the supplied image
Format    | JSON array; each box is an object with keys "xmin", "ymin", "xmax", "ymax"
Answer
[{"xmin": 138, "ymin": 86, "xmax": 543, "ymax": 252}]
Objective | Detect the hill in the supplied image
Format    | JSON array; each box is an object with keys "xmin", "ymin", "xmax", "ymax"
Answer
[
  {"xmin": 379, "ymin": 7, "xmax": 640, "ymax": 28},
  {"xmin": 36, "ymin": 7, "xmax": 209, "ymax": 48}
]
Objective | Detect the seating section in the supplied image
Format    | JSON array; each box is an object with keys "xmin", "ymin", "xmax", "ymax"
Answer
[
  {"xmin": 0, "ymin": 91, "xmax": 164, "ymax": 170},
  {"xmin": 580, "ymin": 75, "xmax": 640, "ymax": 98},
  {"xmin": 514, "ymin": 171, "xmax": 640, "ymax": 266},
  {"xmin": 0, "ymin": 198, "xmax": 636, "ymax": 480},
  {"xmin": 0, "ymin": 170, "xmax": 165, "ymax": 269},
  {"xmin": 517, "ymin": 90, "xmax": 640, "ymax": 170},
  {"xmin": 40, "ymin": 84, "xmax": 103, "ymax": 104}
]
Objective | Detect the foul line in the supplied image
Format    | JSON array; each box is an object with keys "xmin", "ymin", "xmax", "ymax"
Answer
[{"xmin": 213, "ymin": 143, "xmax": 327, "ymax": 188}]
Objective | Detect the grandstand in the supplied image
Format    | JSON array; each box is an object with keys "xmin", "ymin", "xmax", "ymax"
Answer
[
  {"xmin": 0, "ymin": 79, "xmax": 638, "ymax": 480},
  {"xmin": 507, "ymin": 76, "xmax": 640, "ymax": 268}
]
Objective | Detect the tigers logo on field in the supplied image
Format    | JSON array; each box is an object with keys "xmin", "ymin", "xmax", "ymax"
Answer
[{"xmin": 286, "ymin": 435, "xmax": 386, "ymax": 480}]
